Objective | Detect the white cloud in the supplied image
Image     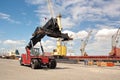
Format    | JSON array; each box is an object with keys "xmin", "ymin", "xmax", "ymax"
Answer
[
  {"xmin": 25, "ymin": 0, "xmax": 46, "ymax": 5},
  {"xmin": 0, "ymin": 12, "xmax": 10, "ymax": 20},
  {"xmin": 86, "ymin": 40, "xmax": 111, "ymax": 55},
  {"xmin": 0, "ymin": 40, "xmax": 26, "ymax": 54},
  {"xmin": 95, "ymin": 28, "xmax": 117, "ymax": 41},
  {"xmin": 37, "ymin": 28, "xmax": 119, "ymax": 56},
  {"xmin": 63, "ymin": 30, "xmax": 88, "ymax": 39},
  {"xmin": 3, "ymin": 40, "xmax": 26, "ymax": 46},
  {"xmin": 63, "ymin": 30, "xmax": 76, "ymax": 39},
  {"xmin": 25, "ymin": 0, "xmax": 120, "ymax": 29},
  {"xmin": 85, "ymin": 28, "xmax": 118, "ymax": 55},
  {"xmin": 63, "ymin": 27, "xmax": 119, "ymax": 56},
  {"xmin": 17, "ymin": 46, "xmax": 26, "ymax": 54},
  {"xmin": 61, "ymin": 17, "xmax": 75, "ymax": 29},
  {"xmin": 34, "ymin": 39, "xmax": 56, "ymax": 52},
  {"xmin": 62, "ymin": 0, "xmax": 120, "ymax": 23},
  {"xmin": 103, "ymin": 0, "xmax": 120, "ymax": 17},
  {"xmin": 0, "ymin": 12, "xmax": 20, "ymax": 23},
  {"xmin": 77, "ymin": 30, "xmax": 88, "ymax": 39},
  {"xmin": 1, "ymin": 28, "xmax": 117, "ymax": 55}
]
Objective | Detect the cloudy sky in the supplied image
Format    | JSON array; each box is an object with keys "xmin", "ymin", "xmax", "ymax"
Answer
[{"xmin": 0, "ymin": 0, "xmax": 120, "ymax": 56}]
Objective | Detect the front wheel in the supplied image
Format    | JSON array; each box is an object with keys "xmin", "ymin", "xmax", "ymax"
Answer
[
  {"xmin": 31, "ymin": 59, "xmax": 39, "ymax": 69},
  {"xmin": 48, "ymin": 59, "xmax": 57, "ymax": 69}
]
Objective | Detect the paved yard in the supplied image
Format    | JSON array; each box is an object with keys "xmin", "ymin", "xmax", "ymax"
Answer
[{"xmin": 0, "ymin": 59, "xmax": 120, "ymax": 80}]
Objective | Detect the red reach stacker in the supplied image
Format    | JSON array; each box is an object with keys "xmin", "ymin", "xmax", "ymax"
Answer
[{"xmin": 19, "ymin": 17, "xmax": 72, "ymax": 69}]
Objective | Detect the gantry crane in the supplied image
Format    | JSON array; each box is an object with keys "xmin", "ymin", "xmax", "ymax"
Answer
[
  {"xmin": 80, "ymin": 30, "xmax": 92, "ymax": 56},
  {"xmin": 110, "ymin": 27, "xmax": 120, "ymax": 57}
]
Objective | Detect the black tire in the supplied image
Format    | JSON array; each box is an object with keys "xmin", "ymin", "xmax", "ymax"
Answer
[
  {"xmin": 20, "ymin": 58, "xmax": 24, "ymax": 66},
  {"xmin": 38, "ymin": 60, "xmax": 43, "ymax": 69},
  {"xmin": 31, "ymin": 59, "xmax": 39, "ymax": 69},
  {"xmin": 48, "ymin": 59, "xmax": 57, "ymax": 69}
]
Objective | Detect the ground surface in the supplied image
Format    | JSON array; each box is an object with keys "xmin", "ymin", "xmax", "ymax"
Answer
[{"xmin": 0, "ymin": 59, "xmax": 120, "ymax": 80}]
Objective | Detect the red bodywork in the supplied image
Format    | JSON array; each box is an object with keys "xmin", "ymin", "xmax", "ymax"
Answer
[
  {"xmin": 114, "ymin": 47, "xmax": 120, "ymax": 57},
  {"xmin": 67, "ymin": 55, "xmax": 120, "ymax": 61},
  {"xmin": 110, "ymin": 47, "xmax": 120, "ymax": 57},
  {"xmin": 21, "ymin": 48, "xmax": 49, "ymax": 65}
]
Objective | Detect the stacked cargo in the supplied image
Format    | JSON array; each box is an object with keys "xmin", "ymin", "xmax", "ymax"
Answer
[
  {"xmin": 88, "ymin": 60, "xmax": 94, "ymax": 66},
  {"xmin": 96, "ymin": 61, "xmax": 114, "ymax": 67}
]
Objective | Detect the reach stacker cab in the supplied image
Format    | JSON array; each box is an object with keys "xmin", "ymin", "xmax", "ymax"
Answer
[{"xmin": 20, "ymin": 41, "xmax": 56, "ymax": 69}]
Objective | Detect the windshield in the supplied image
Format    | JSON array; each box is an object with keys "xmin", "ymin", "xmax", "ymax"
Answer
[{"xmin": 31, "ymin": 48, "xmax": 40, "ymax": 56}]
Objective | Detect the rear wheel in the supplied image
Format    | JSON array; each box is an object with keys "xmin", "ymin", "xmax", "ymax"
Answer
[
  {"xmin": 31, "ymin": 59, "xmax": 39, "ymax": 69},
  {"xmin": 48, "ymin": 59, "xmax": 57, "ymax": 69},
  {"xmin": 20, "ymin": 58, "xmax": 24, "ymax": 66}
]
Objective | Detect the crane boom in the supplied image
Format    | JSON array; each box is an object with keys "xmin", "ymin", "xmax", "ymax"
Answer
[
  {"xmin": 112, "ymin": 27, "xmax": 120, "ymax": 47},
  {"xmin": 47, "ymin": 0, "xmax": 54, "ymax": 17},
  {"xmin": 27, "ymin": 18, "xmax": 72, "ymax": 49}
]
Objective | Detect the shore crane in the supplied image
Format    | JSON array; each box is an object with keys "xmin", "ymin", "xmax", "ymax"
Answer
[
  {"xmin": 80, "ymin": 30, "xmax": 92, "ymax": 56},
  {"xmin": 110, "ymin": 27, "xmax": 120, "ymax": 57},
  {"xmin": 47, "ymin": 0, "xmax": 70, "ymax": 58}
]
